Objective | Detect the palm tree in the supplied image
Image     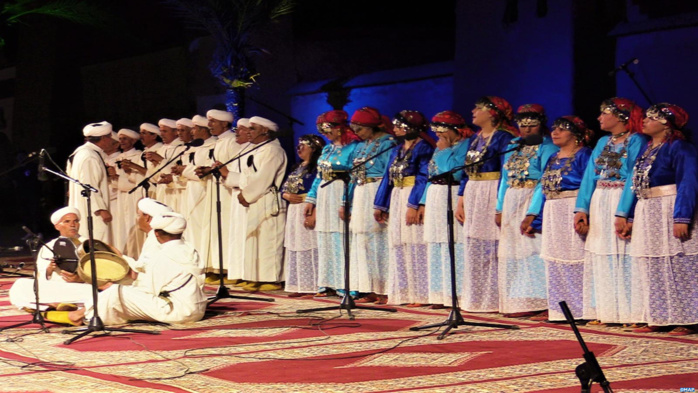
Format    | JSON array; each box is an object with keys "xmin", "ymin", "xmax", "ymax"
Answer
[
  {"xmin": 0, "ymin": 0, "xmax": 108, "ymax": 48},
  {"xmin": 162, "ymin": 0, "xmax": 294, "ymax": 119}
]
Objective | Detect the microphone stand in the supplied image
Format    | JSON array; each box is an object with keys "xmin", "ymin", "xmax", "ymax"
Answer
[
  {"xmin": 296, "ymin": 141, "xmax": 400, "ymax": 319},
  {"xmin": 409, "ymin": 141, "xmax": 524, "ymax": 339},
  {"xmin": 611, "ymin": 60, "xmax": 653, "ymax": 106},
  {"xmin": 0, "ymin": 230, "xmax": 49, "ymax": 332},
  {"xmin": 560, "ymin": 301, "xmax": 613, "ymax": 393},
  {"xmin": 128, "ymin": 144, "xmax": 198, "ymax": 195},
  {"xmin": 41, "ymin": 166, "xmax": 159, "ymax": 344},
  {"xmin": 206, "ymin": 138, "xmax": 277, "ymax": 306}
]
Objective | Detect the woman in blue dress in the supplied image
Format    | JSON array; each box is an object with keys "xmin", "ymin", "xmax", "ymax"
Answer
[
  {"xmin": 283, "ymin": 134, "xmax": 326, "ymax": 296},
  {"xmin": 304, "ymin": 111, "xmax": 360, "ymax": 297},
  {"xmin": 573, "ymin": 97, "xmax": 647, "ymax": 325},
  {"xmin": 344, "ymin": 107, "xmax": 396, "ymax": 304},
  {"xmin": 625, "ymin": 103, "xmax": 698, "ymax": 336},
  {"xmin": 421, "ymin": 111, "xmax": 472, "ymax": 308},
  {"xmin": 455, "ymin": 96, "xmax": 517, "ymax": 312},
  {"xmin": 496, "ymin": 104, "xmax": 559, "ymax": 318},
  {"xmin": 539, "ymin": 116, "xmax": 593, "ymax": 321},
  {"xmin": 374, "ymin": 110, "xmax": 435, "ymax": 306}
]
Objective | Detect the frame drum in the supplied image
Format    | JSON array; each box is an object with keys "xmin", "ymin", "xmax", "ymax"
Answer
[{"xmin": 77, "ymin": 251, "xmax": 129, "ymax": 286}]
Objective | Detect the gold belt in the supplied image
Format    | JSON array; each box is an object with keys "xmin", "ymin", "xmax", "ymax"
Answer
[
  {"xmin": 598, "ymin": 180, "xmax": 625, "ymax": 189},
  {"xmin": 646, "ymin": 184, "xmax": 677, "ymax": 198},
  {"xmin": 510, "ymin": 179, "xmax": 538, "ymax": 188},
  {"xmin": 393, "ymin": 176, "xmax": 416, "ymax": 188},
  {"xmin": 321, "ymin": 170, "xmax": 347, "ymax": 181},
  {"xmin": 469, "ymin": 172, "xmax": 501, "ymax": 181},
  {"xmin": 357, "ymin": 177, "xmax": 380, "ymax": 186},
  {"xmin": 546, "ymin": 190, "xmax": 579, "ymax": 200}
]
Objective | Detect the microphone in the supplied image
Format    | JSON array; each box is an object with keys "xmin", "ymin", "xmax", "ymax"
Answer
[
  {"xmin": 609, "ymin": 58, "xmax": 639, "ymax": 76},
  {"xmin": 38, "ymin": 149, "xmax": 48, "ymax": 181},
  {"xmin": 185, "ymin": 139, "xmax": 204, "ymax": 148},
  {"xmin": 515, "ymin": 133, "xmax": 543, "ymax": 146},
  {"xmin": 22, "ymin": 225, "xmax": 39, "ymax": 238}
]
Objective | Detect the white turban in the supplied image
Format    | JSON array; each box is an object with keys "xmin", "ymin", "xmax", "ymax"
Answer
[
  {"xmin": 176, "ymin": 118, "xmax": 194, "ymax": 128},
  {"xmin": 237, "ymin": 118, "xmax": 250, "ymax": 128},
  {"xmin": 137, "ymin": 198, "xmax": 173, "ymax": 217},
  {"xmin": 117, "ymin": 128, "xmax": 140, "ymax": 140},
  {"xmin": 206, "ymin": 109, "xmax": 233, "ymax": 123},
  {"xmin": 158, "ymin": 118, "xmax": 177, "ymax": 129},
  {"xmin": 250, "ymin": 116, "xmax": 279, "ymax": 132},
  {"xmin": 150, "ymin": 212, "xmax": 187, "ymax": 234},
  {"xmin": 140, "ymin": 123, "xmax": 160, "ymax": 135},
  {"xmin": 50, "ymin": 206, "xmax": 81, "ymax": 225},
  {"xmin": 192, "ymin": 115, "xmax": 209, "ymax": 128},
  {"xmin": 110, "ymin": 131, "xmax": 119, "ymax": 142},
  {"xmin": 82, "ymin": 121, "xmax": 113, "ymax": 137}
]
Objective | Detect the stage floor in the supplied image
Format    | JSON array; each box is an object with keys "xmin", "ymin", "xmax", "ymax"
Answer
[{"xmin": 0, "ymin": 274, "xmax": 695, "ymax": 392}]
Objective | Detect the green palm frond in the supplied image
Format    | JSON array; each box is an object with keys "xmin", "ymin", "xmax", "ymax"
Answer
[{"xmin": 2, "ymin": 0, "xmax": 108, "ymax": 27}]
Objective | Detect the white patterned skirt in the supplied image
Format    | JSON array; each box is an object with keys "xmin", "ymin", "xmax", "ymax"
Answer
[
  {"xmin": 630, "ymin": 195, "xmax": 698, "ymax": 325},
  {"xmin": 386, "ymin": 186, "xmax": 428, "ymax": 304},
  {"xmin": 349, "ymin": 182, "xmax": 389, "ymax": 294},
  {"xmin": 582, "ymin": 187, "xmax": 636, "ymax": 323},
  {"xmin": 424, "ymin": 184, "xmax": 464, "ymax": 306},
  {"xmin": 498, "ymin": 187, "xmax": 547, "ymax": 313},
  {"xmin": 284, "ymin": 202, "xmax": 319, "ymax": 293},
  {"xmin": 461, "ymin": 179, "xmax": 500, "ymax": 312},
  {"xmin": 315, "ymin": 179, "xmax": 346, "ymax": 290},
  {"xmin": 541, "ymin": 196, "xmax": 586, "ymax": 321}
]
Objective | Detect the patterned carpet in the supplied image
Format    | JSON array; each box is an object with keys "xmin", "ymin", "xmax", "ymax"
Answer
[{"xmin": 0, "ymin": 272, "xmax": 695, "ymax": 393}]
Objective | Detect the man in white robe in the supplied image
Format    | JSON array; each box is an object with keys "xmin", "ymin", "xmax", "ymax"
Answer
[
  {"xmin": 218, "ymin": 118, "xmax": 252, "ymax": 282},
  {"xmin": 163, "ymin": 118, "xmax": 195, "ymax": 213},
  {"xmin": 68, "ymin": 212, "xmax": 206, "ymax": 326},
  {"xmin": 225, "ymin": 116, "xmax": 287, "ymax": 292},
  {"xmin": 152, "ymin": 118, "xmax": 184, "ymax": 207},
  {"xmin": 122, "ymin": 123, "xmax": 163, "ymax": 199},
  {"xmin": 123, "ymin": 197, "xmax": 175, "ymax": 275},
  {"xmin": 66, "ymin": 121, "xmax": 114, "ymax": 243},
  {"xmin": 180, "ymin": 116, "xmax": 217, "ymax": 261},
  {"xmin": 111, "ymin": 129, "xmax": 143, "ymax": 253},
  {"xmin": 9, "ymin": 207, "xmax": 93, "ymax": 310},
  {"xmin": 194, "ymin": 109, "xmax": 236, "ymax": 277}
]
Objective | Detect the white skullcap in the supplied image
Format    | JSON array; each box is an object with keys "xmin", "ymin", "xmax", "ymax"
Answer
[
  {"xmin": 140, "ymin": 123, "xmax": 161, "ymax": 135},
  {"xmin": 158, "ymin": 118, "xmax": 177, "ymax": 129},
  {"xmin": 237, "ymin": 118, "xmax": 250, "ymax": 128},
  {"xmin": 137, "ymin": 198, "xmax": 173, "ymax": 217},
  {"xmin": 250, "ymin": 116, "xmax": 279, "ymax": 132},
  {"xmin": 110, "ymin": 131, "xmax": 119, "ymax": 142},
  {"xmin": 83, "ymin": 121, "xmax": 113, "ymax": 137},
  {"xmin": 50, "ymin": 206, "xmax": 81, "ymax": 225},
  {"xmin": 117, "ymin": 128, "xmax": 140, "ymax": 140},
  {"xmin": 176, "ymin": 118, "xmax": 194, "ymax": 128},
  {"xmin": 150, "ymin": 212, "xmax": 187, "ymax": 234},
  {"xmin": 192, "ymin": 115, "xmax": 209, "ymax": 128},
  {"xmin": 206, "ymin": 109, "xmax": 233, "ymax": 123}
]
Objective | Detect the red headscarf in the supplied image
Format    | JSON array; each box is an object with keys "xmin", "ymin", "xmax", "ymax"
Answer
[
  {"xmin": 393, "ymin": 110, "xmax": 435, "ymax": 146},
  {"xmin": 600, "ymin": 97, "xmax": 644, "ymax": 134},
  {"xmin": 322, "ymin": 109, "xmax": 360, "ymax": 144},
  {"xmin": 350, "ymin": 107, "xmax": 382, "ymax": 127},
  {"xmin": 553, "ymin": 115, "xmax": 594, "ymax": 146},
  {"xmin": 645, "ymin": 103, "xmax": 690, "ymax": 142},
  {"xmin": 477, "ymin": 96, "xmax": 518, "ymax": 136},
  {"xmin": 431, "ymin": 110, "xmax": 474, "ymax": 138}
]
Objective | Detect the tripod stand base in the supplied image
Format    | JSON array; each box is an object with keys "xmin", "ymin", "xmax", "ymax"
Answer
[
  {"xmin": 207, "ymin": 283, "xmax": 275, "ymax": 306},
  {"xmin": 61, "ymin": 316, "xmax": 160, "ymax": 345},
  {"xmin": 410, "ymin": 308, "xmax": 519, "ymax": 339},
  {"xmin": 0, "ymin": 310, "xmax": 49, "ymax": 332},
  {"xmin": 296, "ymin": 294, "xmax": 397, "ymax": 320}
]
